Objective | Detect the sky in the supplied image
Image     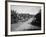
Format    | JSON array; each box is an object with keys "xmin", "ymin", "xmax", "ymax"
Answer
[{"xmin": 11, "ymin": 5, "xmax": 41, "ymax": 15}]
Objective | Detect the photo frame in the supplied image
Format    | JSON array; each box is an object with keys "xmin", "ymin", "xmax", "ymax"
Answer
[{"xmin": 5, "ymin": 1, "xmax": 45, "ymax": 36}]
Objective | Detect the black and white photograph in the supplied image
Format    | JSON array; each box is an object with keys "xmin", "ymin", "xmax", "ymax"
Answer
[
  {"xmin": 11, "ymin": 5, "xmax": 41, "ymax": 31},
  {"xmin": 6, "ymin": 1, "xmax": 45, "ymax": 35}
]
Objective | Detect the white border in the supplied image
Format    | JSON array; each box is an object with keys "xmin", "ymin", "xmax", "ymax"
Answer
[{"xmin": 7, "ymin": 2, "xmax": 44, "ymax": 35}]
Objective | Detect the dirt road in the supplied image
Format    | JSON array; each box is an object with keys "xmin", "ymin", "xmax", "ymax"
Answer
[{"xmin": 11, "ymin": 17, "xmax": 40, "ymax": 31}]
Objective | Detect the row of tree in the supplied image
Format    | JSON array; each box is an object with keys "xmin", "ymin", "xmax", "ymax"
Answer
[{"xmin": 11, "ymin": 10, "xmax": 34, "ymax": 24}]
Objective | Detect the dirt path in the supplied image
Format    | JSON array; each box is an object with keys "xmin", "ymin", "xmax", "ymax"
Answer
[{"xmin": 11, "ymin": 17, "xmax": 40, "ymax": 31}]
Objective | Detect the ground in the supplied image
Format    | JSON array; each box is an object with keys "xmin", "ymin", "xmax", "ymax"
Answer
[{"xmin": 11, "ymin": 17, "xmax": 40, "ymax": 31}]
